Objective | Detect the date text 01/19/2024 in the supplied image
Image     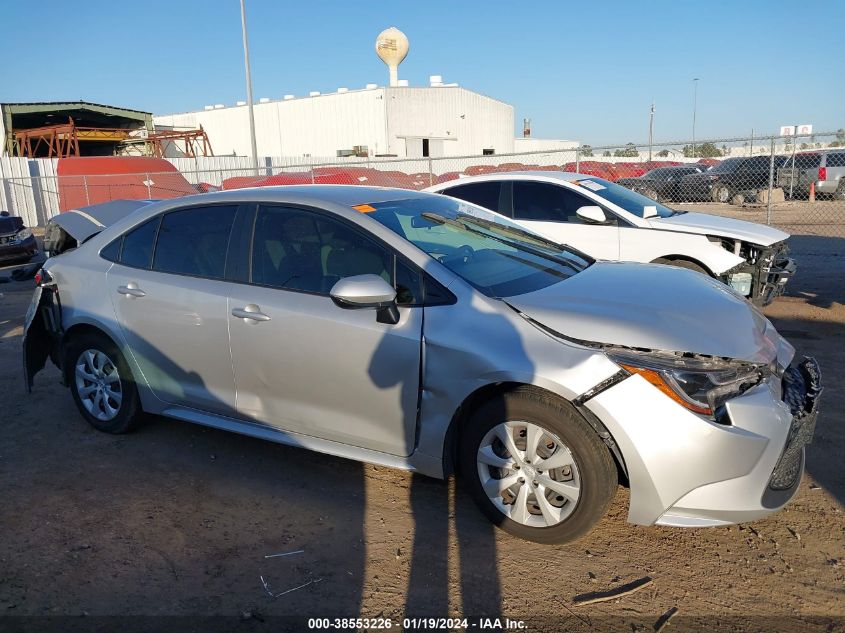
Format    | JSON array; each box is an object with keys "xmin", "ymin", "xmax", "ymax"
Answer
[{"xmin": 307, "ymin": 617, "xmax": 528, "ymax": 630}]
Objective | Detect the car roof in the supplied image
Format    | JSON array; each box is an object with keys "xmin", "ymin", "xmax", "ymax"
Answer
[
  {"xmin": 428, "ymin": 171, "xmax": 586, "ymax": 189},
  {"xmin": 165, "ymin": 184, "xmax": 435, "ymax": 208}
]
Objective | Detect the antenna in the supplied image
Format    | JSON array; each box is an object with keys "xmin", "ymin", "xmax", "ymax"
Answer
[{"xmin": 375, "ymin": 27, "xmax": 409, "ymax": 87}]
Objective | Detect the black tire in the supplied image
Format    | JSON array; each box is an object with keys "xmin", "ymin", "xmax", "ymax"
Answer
[
  {"xmin": 641, "ymin": 187, "xmax": 659, "ymax": 201},
  {"xmin": 654, "ymin": 257, "xmax": 708, "ymax": 275},
  {"xmin": 459, "ymin": 388, "xmax": 617, "ymax": 544},
  {"xmin": 64, "ymin": 331, "xmax": 142, "ymax": 434},
  {"xmin": 711, "ymin": 184, "xmax": 731, "ymax": 203},
  {"xmin": 832, "ymin": 181, "xmax": 845, "ymax": 201},
  {"xmin": 730, "ymin": 193, "xmax": 745, "ymax": 206}
]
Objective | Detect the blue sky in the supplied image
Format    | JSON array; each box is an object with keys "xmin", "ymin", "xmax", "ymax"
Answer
[{"xmin": 3, "ymin": 0, "xmax": 841, "ymax": 145}]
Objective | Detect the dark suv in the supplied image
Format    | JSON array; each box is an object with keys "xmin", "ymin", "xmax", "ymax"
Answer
[
  {"xmin": 680, "ymin": 156, "xmax": 788, "ymax": 204},
  {"xmin": 617, "ymin": 165, "xmax": 708, "ymax": 202}
]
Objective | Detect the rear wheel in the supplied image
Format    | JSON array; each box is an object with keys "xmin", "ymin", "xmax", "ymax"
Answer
[
  {"xmin": 641, "ymin": 187, "xmax": 659, "ymax": 201},
  {"xmin": 459, "ymin": 389, "xmax": 617, "ymax": 544},
  {"xmin": 64, "ymin": 332, "xmax": 142, "ymax": 434},
  {"xmin": 712, "ymin": 184, "xmax": 731, "ymax": 203},
  {"xmin": 832, "ymin": 181, "xmax": 845, "ymax": 201}
]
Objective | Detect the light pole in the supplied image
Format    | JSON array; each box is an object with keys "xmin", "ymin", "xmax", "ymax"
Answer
[
  {"xmin": 691, "ymin": 78, "xmax": 699, "ymax": 158},
  {"xmin": 240, "ymin": 0, "xmax": 259, "ymax": 173},
  {"xmin": 648, "ymin": 101, "xmax": 655, "ymax": 162}
]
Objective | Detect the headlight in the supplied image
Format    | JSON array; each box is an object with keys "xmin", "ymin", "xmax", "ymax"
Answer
[
  {"xmin": 607, "ymin": 349, "xmax": 767, "ymax": 418},
  {"xmin": 12, "ymin": 228, "xmax": 32, "ymax": 243}
]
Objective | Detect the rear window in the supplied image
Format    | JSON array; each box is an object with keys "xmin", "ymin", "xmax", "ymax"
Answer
[
  {"xmin": 708, "ymin": 158, "xmax": 745, "ymax": 174},
  {"xmin": 788, "ymin": 153, "xmax": 822, "ymax": 169},
  {"xmin": 825, "ymin": 152, "xmax": 845, "ymax": 167}
]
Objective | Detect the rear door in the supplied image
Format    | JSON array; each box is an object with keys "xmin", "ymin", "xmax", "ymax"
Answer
[
  {"xmin": 227, "ymin": 204, "xmax": 423, "ymax": 457},
  {"xmin": 106, "ymin": 204, "xmax": 240, "ymax": 415},
  {"xmin": 508, "ymin": 180, "xmax": 620, "ymax": 259}
]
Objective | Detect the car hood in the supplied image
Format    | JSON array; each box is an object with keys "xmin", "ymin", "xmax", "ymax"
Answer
[
  {"xmin": 506, "ymin": 261, "xmax": 782, "ymax": 363},
  {"xmin": 648, "ymin": 211, "xmax": 788, "ymax": 246},
  {"xmin": 48, "ymin": 199, "xmax": 159, "ymax": 242}
]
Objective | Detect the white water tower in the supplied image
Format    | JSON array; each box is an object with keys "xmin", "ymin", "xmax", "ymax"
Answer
[{"xmin": 375, "ymin": 27, "xmax": 409, "ymax": 87}]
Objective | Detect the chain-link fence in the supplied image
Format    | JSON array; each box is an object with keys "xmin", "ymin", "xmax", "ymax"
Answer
[{"xmin": 1, "ymin": 131, "xmax": 843, "ymax": 238}]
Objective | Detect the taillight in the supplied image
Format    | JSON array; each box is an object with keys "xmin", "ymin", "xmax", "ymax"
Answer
[
  {"xmin": 34, "ymin": 268, "xmax": 52, "ymax": 287},
  {"xmin": 818, "ymin": 167, "xmax": 827, "ymax": 181}
]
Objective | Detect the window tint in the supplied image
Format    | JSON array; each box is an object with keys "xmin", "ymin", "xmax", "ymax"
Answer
[
  {"xmin": 119, "ymin": 217, "xmax": 160, "ymax": 269},
  {"xmin": 826, "ymin": 152, "xmax": 845, "ymax": 167},
  {"xmin": 251, "ymin": 207, "xmax": 391, "ymax": 295},
  {"xmin": 152, "ymin": 205, "xmax": 237, "ymax": 279},
  {"xmin": 442, "ymin": 182, "xmax": 502, "ymax": 213},
  {"xmin": 512, "ymin": 181, "xmax": 594, "ymax": 222},
  {"xmin": 100, "ymin": 237, "xmax": 121, "ymax": 262}
]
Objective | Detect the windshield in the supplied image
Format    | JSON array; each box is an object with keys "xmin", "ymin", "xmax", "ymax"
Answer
[
  {"xmin": 567, "ymin": 177, "xmax": 681, "ymax": 218},
  {"xmin": 708, "ymin": 158, "xmax": 744, "ymax": 174},
  {"xmin": 363, "ymin": 196, "xmax": 592, "ymax": 298}
]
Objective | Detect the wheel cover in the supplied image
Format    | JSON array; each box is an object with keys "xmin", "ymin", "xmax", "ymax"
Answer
[
  {"xmin": 717, "ymin": 187, "xmax": 729, "ymax": 202},
  {"xmin": 476, "ymin": 421, "xmax": 581, "ymax": 528},
  {"xmin": 74, "ymin": 349, "xmax": 123, "ymax": 422}
]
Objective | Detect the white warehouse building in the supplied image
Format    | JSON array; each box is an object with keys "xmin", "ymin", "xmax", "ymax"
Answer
[{"xmin": 153, "ymin": 80, "xmax": 515, "ymax": 160}]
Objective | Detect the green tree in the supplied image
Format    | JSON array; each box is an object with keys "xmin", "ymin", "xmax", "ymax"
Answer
[
  {"xmin": 613, "ymin": 143, "xmax": 639, "ymax": 157},
  {"xmin": 602, "ymin": 150, "xmax": 612, "ymax": 157},
  {"xmin": 682, "ymin": 142, "xmax": 722, "ymax": 158},
  {"xmin": 580, "ymin": 144, "xmax": 593, "ymax": 157}
]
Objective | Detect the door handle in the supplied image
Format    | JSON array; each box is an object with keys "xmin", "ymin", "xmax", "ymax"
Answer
[
  {"xmin": 117, "ymin": 284, "xmax": 146, "ymax": 298},
  {"xmin": 231, "ymin": 304, "xmax": 271, "ymax": 322}
]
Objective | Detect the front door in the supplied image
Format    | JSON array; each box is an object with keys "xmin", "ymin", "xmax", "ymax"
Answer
[
  {"xmin": 106, "ymin": 205, "xmax": 239, "ymax": 414},
  {"xmin": 228, "ymin": 205, "xmax": 423, "ymax": 457}
]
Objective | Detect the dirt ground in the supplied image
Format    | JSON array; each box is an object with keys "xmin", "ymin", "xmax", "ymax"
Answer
[{"xmin": 0, "ymin": 211, "xmax": 843, "ymax": 632}]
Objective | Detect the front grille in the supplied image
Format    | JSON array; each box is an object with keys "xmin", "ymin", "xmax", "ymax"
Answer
[{"xmin": 768, "ymin": 358, "xmax": 822, "ymax": 491}]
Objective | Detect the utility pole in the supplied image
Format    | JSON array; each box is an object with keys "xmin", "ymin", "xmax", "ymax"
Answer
[
  {"xmin": 691, "ymin": 78, "xmax": 699, "ymax": 158},
  {"xmin": 240, "ymin": 0, "xmax": 259, "ymax": 174},
  {"xmin": 648, "ymin": 101, "xmax": 655, "ymax": 162}
]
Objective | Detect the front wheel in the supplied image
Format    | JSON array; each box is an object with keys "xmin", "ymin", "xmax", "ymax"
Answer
[
  {"xmin": 460, "ymin": 389, "xmax": 617, "ymax": 544},
  {"xmin": 64, "ymin": 332, "xmax": 142, "ymax": 434}
]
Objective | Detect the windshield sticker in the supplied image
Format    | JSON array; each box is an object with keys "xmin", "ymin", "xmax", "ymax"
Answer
[
  {"xmin": 352, "ymin": 204, "xmax": 376, "ymax": 213},
  {"xmin": 575, "ymin": 180, "xmax": 606, "ymax": 192}
]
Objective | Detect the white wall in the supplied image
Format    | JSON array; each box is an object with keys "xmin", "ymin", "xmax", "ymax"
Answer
[
  {"xmin": 155, "ymin": 86, "xmax": 514, "ymax": 160},
  {"xmin": 385, "ymin": 87, "xmax": 514, "ymax": 156}
]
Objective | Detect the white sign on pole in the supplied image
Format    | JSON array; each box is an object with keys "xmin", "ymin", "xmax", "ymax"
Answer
[{"xmin": 780, "ymin": 124, "xmax": 813, "ymax": 136}]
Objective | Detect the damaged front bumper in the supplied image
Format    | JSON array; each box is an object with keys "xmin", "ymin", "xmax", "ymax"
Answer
[
  {"xmin": 584, "ymin": 356, "xmax": 821, "ymax": 528},
  {"xmin": 722, "ymin": 242, "xmax": 796, "ymax": 306}
]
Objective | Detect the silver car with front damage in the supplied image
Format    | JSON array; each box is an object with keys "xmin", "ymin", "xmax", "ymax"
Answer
[{"xmin": 23, "ymin": 187, "xmax": 821, "ymax": 543}]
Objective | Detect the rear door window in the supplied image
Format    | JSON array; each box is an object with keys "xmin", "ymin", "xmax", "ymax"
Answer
[
  {"xmin": 441, "ymin": 181, "xmax": 502, "ymax": 213},
  {"xmin": 118, "ymin": 217, "xmax": 161, "ymax": 269},
  {"xmin": 152, "ymin": 205, "xmax": 238, "ymax": 279}
]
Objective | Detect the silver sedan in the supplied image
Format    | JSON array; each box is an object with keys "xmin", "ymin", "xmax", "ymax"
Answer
[{"xmin": 24, "ymin": 186, "xmax": 821, "ymax": 543}]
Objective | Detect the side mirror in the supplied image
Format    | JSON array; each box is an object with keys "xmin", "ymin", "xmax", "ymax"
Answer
[
  {"xmin": 642, "ymin": 205, "xmax": 658, "ymax": 219},
  {"xmin": 576, "ymin": 205, "xmax": 608, "ymax": 224},
  {"xmin": 330, "ymin": 274, "xmax": 399, "ymax": 324}
]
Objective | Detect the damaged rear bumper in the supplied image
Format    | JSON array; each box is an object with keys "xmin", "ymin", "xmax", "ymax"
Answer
[{"xmin": 585, "ymin": 357, "xmax": 821, "ymax": 528}]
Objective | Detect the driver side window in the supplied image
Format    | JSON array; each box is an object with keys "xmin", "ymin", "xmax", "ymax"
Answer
[{"xmin": 512, "ymin": 181, "xmax": 606, "ymax": 223}]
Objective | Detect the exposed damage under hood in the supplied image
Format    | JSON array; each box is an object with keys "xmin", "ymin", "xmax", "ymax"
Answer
[
  {"xmin": 43, "ymin": 199, "xmax": 159, "ymax": 256},
  {"xmin": 506, "ymin": 261, "xmax": 787, "ymax": 364}
]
